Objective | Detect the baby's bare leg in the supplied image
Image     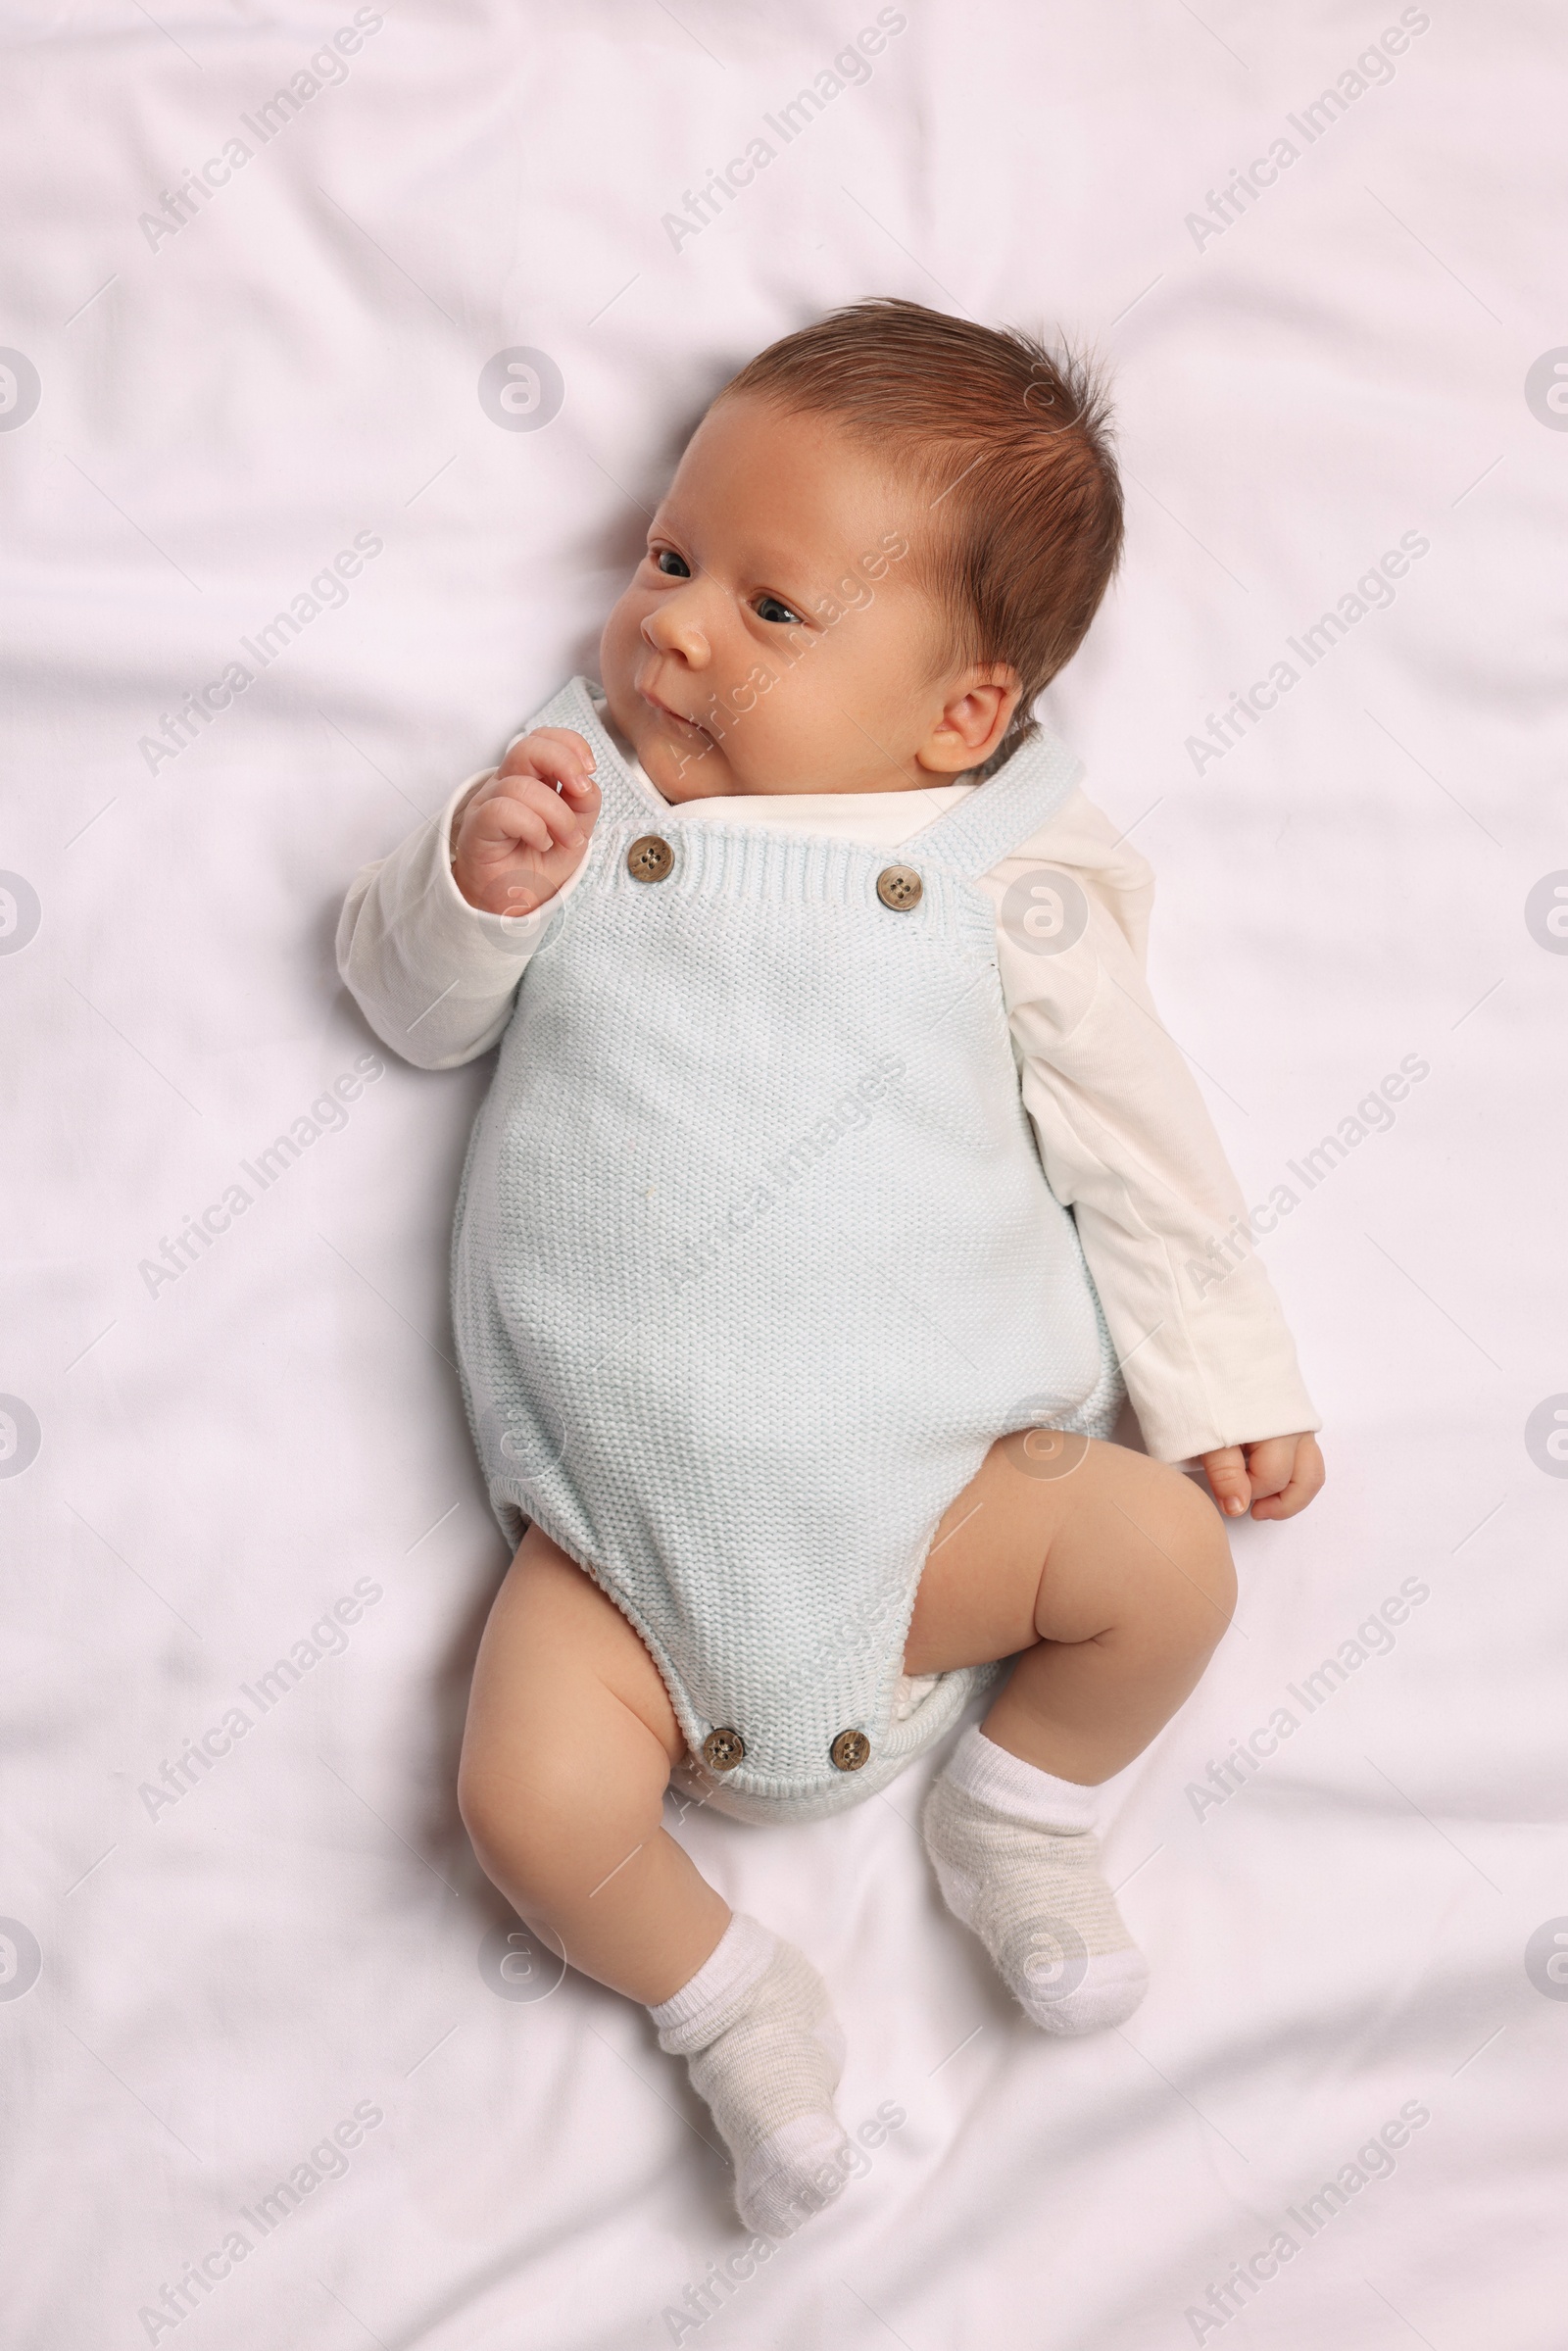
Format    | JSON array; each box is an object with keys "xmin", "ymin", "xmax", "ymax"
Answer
[
  {"xmin": 905, "ymin": 1436, "xmax": 1237, "ymax": 1781},
  {"xmin": 906, "ymin": 1436, "xmax": 1236, "ymax": 2034},
  {"xmin": 458, "ymin": 1526, "xmax": 727, "ymax": 2004},
  {"xmin": 459, "ymin": 1527, "xmax": 854, "ymax": 2230}
]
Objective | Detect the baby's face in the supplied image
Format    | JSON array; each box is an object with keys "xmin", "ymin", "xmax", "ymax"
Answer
[{"xmin": 599, "ymin": 395, "xmax": 1012, "ymax": 801}]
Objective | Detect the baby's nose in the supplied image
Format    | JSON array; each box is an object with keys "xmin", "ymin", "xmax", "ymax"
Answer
[{"xmin": 641, "ymin": 599, "xmax": 710, "ymax": 666}]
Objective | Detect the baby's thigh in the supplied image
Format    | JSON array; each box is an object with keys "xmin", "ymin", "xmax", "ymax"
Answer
[
  {"xmin": 462, "ymin": 1526, "xmax": 684, "ymax": 1800},
  {"xmin": 904, "ymin": 1435, "xmax": 1230, "ymax": 1672}
]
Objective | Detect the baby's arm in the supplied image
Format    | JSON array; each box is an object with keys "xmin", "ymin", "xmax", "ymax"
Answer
[
  {"xmin": 984, "ymin": 793, "xmax": 1324, "ymax": 1522},
  {"xmin": 335, "ymin": 729, "xmax": 601, "ymax": 1070}
]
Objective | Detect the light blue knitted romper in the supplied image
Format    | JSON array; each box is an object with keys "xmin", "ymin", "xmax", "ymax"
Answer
[{"xmin": 452, "ymin": 676, "xmax": 1123, "ymax": 1825}]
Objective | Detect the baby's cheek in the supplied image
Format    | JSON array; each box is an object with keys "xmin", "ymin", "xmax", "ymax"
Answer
[{"xmin": 599, "ymin": 589, "xmax": 641, "ymax": 691}]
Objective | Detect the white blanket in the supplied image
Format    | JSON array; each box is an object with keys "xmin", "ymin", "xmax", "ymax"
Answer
[{"xmin": 4, "ymin": 5, "xmax": 1562, "ymax": 2345}]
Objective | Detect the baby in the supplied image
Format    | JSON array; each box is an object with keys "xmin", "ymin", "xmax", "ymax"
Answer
[{"xmin": 338, "ymin": 297, "xmax": 1324, "ymax": 2238}]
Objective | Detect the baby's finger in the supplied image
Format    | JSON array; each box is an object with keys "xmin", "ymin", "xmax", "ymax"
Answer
[
  {"xmin": 469, "ymin": 775, "xmax": 585, "ymax": 857},
  {"xmin": 1250, "ymin": 1434, "xmax": 1326, "ymax": 1522},
  {"xmin": 513, "ymin": 772, "xmax": 589, "ymax": 850},
  {"xmin": 1201, "ymin": 1445, "xmax": 1251, "ymax": 1519},
  {"xmin": 1241, "ymin": 1436, "xmax": 1297, "ymax": 1502},
  {"xmin": 466, "ymin": 790, "xmax": 557, "ymax": 858},
  {"xmin": 499, "ymin": 727, "xmax": 597, "ymax": 795}
]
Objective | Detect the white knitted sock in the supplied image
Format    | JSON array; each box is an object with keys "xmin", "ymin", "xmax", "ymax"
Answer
[
  {"xmin": 922, "ymin": 1726, "xmax": 1149, "ymax": 2035},
  {"xmin": 649, "ymin": 1913, "xmax": 852, "ymax": 2235}
]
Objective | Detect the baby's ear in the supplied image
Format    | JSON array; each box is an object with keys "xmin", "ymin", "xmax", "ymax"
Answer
[{"xmin": 916, "ymin": 668, "xmax": 1021, "ymax": 774}]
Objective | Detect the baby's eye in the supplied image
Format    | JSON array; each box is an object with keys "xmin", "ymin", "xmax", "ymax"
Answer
[
  {"xmin": 654, "ymin": 547, "xmax": 691, "ymax": 578},
  {"xmin": 754, "ymin": 594, "xmax": 804, "ymax": 625}
]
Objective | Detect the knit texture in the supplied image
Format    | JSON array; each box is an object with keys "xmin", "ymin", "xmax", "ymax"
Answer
[
  {"xmin": 651, "ymin": 1914, "xmax": 852, "ymax": 2235},
  {"xmin": 648, "ymin": 1910, "xmax": 776, "ymax": 2049},
  {"xmin": 452, "ymin": 676, "xmax": 1125, "ymax": 1820},
  {"xmin": 923, "ymin": 1730, "xmax": 1149, "ymax": 2034},
  {"xmin": 942, "ymin": 1721, "xmax": 1100, "ymax": 1828}
]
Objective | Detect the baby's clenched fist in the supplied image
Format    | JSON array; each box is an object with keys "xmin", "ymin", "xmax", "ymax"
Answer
[{"xmin": 451, "ymin": 727, "xmax": 602, "ymax": 917}]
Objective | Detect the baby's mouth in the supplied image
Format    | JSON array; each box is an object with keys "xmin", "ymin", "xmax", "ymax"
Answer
[{"xmin": 637, "ymin": 676, "xmax": 710, "ymax": 740}]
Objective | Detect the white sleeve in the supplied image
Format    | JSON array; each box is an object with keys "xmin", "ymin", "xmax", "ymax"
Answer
[
  {"xmin": 977, "ymin": 786, "xmax": 1320, "ymax": 1463},
  {"xmin": 334, "ymin": 769, "xmax": 590, "ymax": 1071}
]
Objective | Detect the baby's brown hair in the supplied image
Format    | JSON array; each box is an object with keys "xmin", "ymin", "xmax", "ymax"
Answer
[{"xmin": 717, "ymin": 296, "xmax": 1123, "ymax": 774}]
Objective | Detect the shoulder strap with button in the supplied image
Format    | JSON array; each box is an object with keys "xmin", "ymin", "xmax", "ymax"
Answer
[{"xmin": 906, "ymin": 724, "xmax": 1085, "ymax": 883}]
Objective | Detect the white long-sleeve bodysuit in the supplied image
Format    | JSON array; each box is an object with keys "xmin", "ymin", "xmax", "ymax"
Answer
[{"xmin": 337, "ymin": 688, "xmax": 1317, "ymax": 1468}]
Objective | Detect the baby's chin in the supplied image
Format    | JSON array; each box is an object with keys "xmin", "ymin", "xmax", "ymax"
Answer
[
  {"xmin": 594, "ymin": 666, "xmax": 684, "ymax": 775},
  {"xmin": 640, "ymin": 726, "xmax": 732, "ymax": 802},
  {"xmin": 607, "ymin": 688, "xmax": 732, "ymax": 801}
]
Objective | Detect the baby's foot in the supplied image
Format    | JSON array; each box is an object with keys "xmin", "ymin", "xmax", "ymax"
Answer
[
  {"xmin": 650, "ymin": 1913, "xmax": 852, "ymax": 2235},
  {"xmin": 922, "ymin": 1726, "xmax": 1148, "ymax": 2035}
]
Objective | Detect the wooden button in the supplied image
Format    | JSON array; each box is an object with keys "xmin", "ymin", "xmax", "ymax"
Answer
[
  {"xmin": 875, "ymin": 864, "xmax": 922, "ymax": 911},
  {"xmin": 829, "ymin": 1729, "xmax": 871, "ymax": 1772},
  {"xmin": 701, "ymin": 1727, "xmax": 745, "ymax": 1772},
  {"xmin": 627, "ymin": 834, "xmax": 674, "ymax": 883}
]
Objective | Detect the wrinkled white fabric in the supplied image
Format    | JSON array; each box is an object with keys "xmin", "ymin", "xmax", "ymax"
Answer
[{"xmin": 3, "ymin": 7, "xmax": 1554, "ymax": 2348}]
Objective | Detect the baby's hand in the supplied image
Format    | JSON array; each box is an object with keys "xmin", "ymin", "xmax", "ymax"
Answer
[
  {"xmin": 1200, "ymin": 1432, "xmax": 1325, "ymax": 1522},
  {"xmin": 451, "ymin": 727, "xmax": 602, "ymax": 917}
]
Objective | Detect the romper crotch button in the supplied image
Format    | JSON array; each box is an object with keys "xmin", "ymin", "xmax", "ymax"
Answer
[
  {"xmin": 829, "ymin": 1729, "xmax": 871, "ymax": 1773},
  {"xmin": 701, "ymin": 1727, "xmax": 745, "ymax": 1772},
  {"xmin": 875, "ymin": 864, "xmax": 922, "ymax": 911},
  {"xmin": 627, "ymin": 834, "xmax": 675, "ymax": 883}
]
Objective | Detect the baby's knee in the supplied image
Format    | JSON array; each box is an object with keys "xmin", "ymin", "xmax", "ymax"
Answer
[
  {"xmin": 456, "ymin": 1745, "xmax": 520, "ymax": 1881},
  {"xmin": 459, "ymin": 1694, "xmax": 671, "ymax": 1918},
  {"xmin": 458, "ymin": 1739, "xmax": 592, "ymax": 1911},
  {"xmin": 1149, "ymin": 1464, "xmax": 1238, "ymax": 1646}
]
